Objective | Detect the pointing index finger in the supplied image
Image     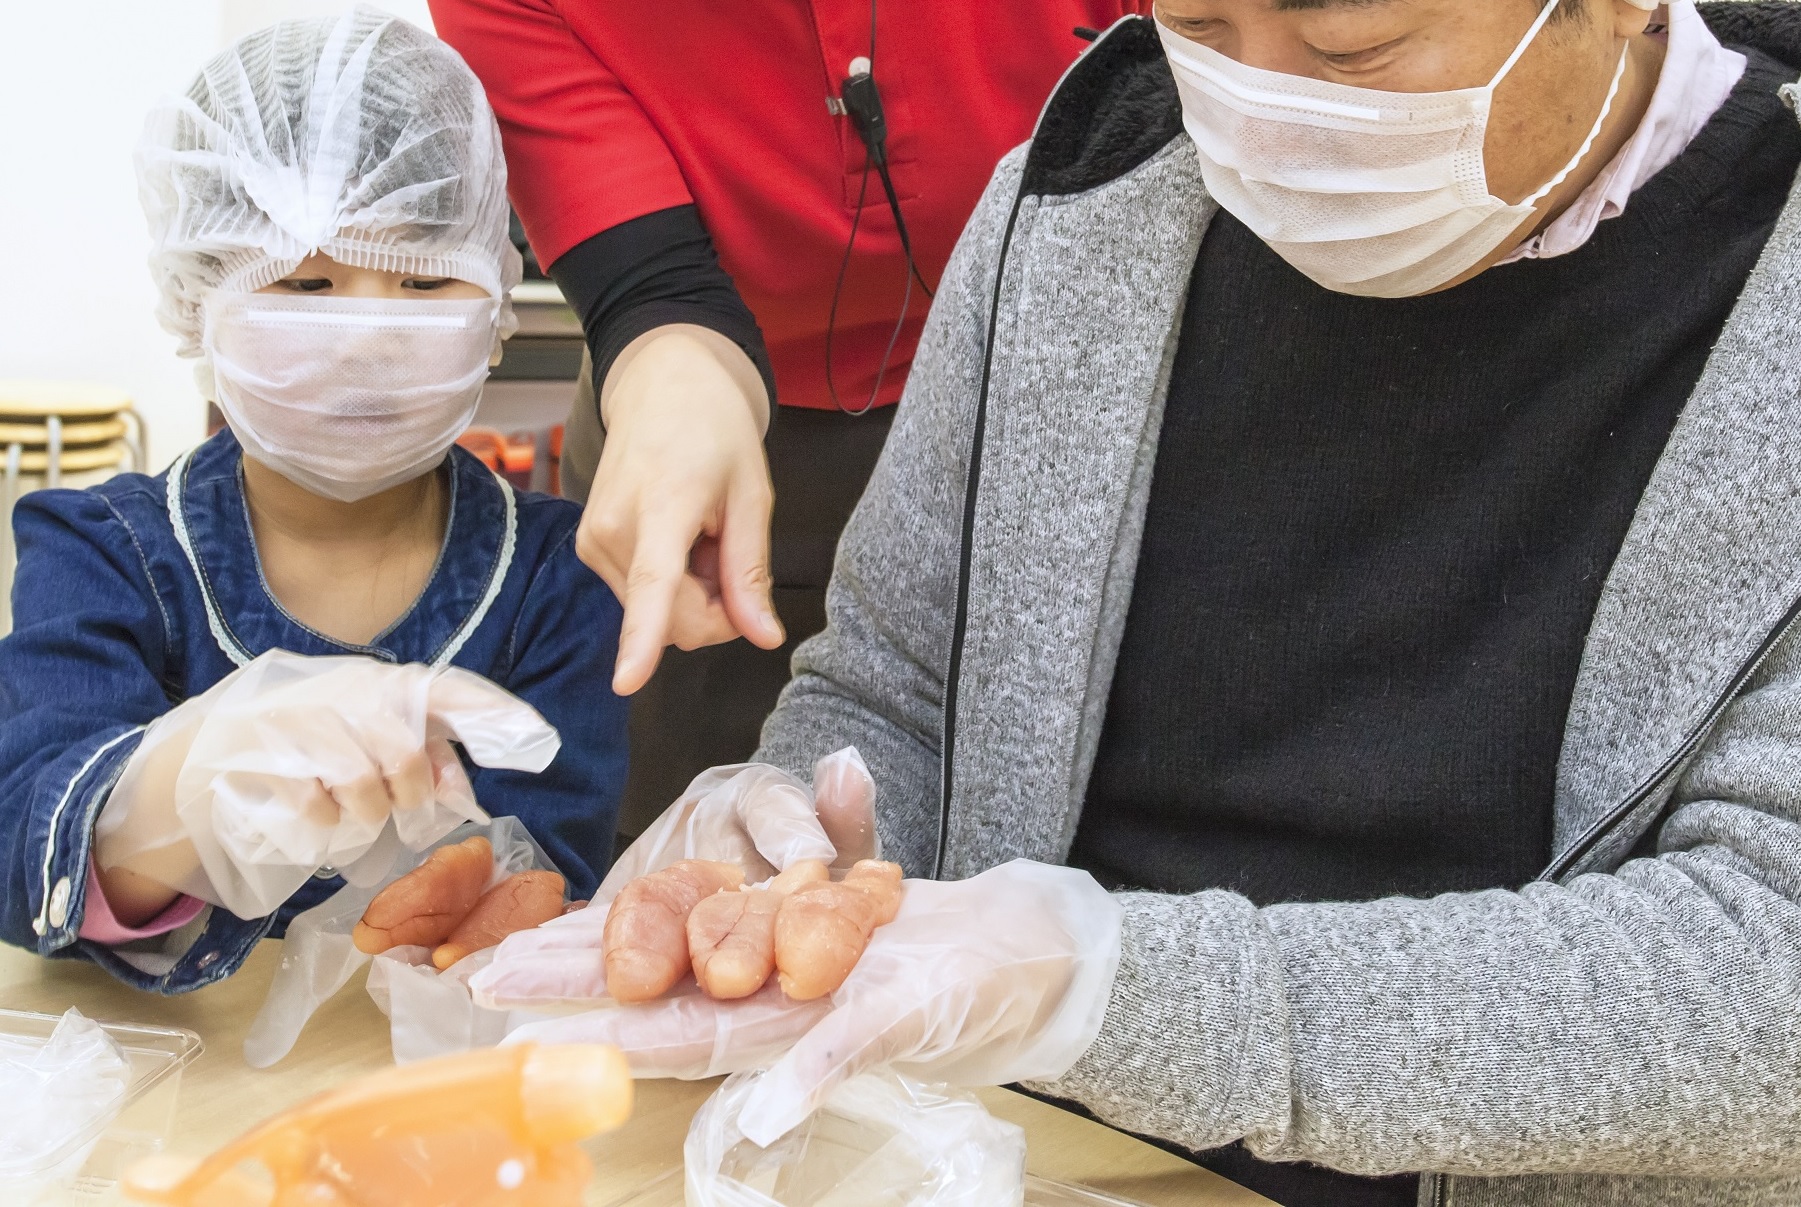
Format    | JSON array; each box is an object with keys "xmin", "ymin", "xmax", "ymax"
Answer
[{"xmin": 612, "ymin": 506, "xmax": 704, "ymax": 695}]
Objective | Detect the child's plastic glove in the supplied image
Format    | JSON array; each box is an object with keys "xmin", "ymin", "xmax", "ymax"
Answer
[
  {"xmin": 500, "ymin": 859, "xmax": 1123, "ymax": 1147},
  {"xmin": 94, "ymin": 650, "xmax": 560, "ymax": 919},
  {"xmin": 467, "ymin": 749, "xmax": 875, "ymax": 1012}
]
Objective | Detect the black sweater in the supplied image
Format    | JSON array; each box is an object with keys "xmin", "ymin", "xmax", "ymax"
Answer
[
  {"xmin": 1069, "ymin": 50, "xmax": 1801, "ymax": 1207},
  {"xmin": 547, "ymin": 205, "xmax": 776, "ymax": 408}
]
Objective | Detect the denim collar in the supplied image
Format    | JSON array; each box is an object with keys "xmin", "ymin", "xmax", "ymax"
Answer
[{"xmin": 166, "ymin": 431, "xmax": 516, "ymax": 667}]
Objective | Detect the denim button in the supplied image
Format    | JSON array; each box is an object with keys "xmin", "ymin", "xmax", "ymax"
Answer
[
  {"xmin": 195, "ymin": 950, "xmax": 220, "ymax": 970},
  {"xmin": 47, "ymin": 877, "xmax": 72, "ymax": 929},
  {"xmin": 315, "ymin": 867, "xmax": 338, "ymax": 880}
]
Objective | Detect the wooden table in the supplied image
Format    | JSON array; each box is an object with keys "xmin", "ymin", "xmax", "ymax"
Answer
[{"xmin": 0, "ymin": 942, "xmax": 1272, "ymax": 1206}]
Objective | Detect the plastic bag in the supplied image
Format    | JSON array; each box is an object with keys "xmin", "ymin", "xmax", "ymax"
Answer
[
  {"xmin": 98, "ymin": 650, "xmax": 560, "ymax": 920},
  {"xmin": 366, "ymin": 945, "xmax": 533, "ymax": 1065},
  {"xmin": 686, "ymin": 1070, "xmax": 1025, "ymax": 1207},
  {"xmin": 0, "ymin": 1009, "xmax": 130, "ymax": 1205},
  {"xmin": 244, "ymin": 816, "xmax": 553, "ymax": 1068}
]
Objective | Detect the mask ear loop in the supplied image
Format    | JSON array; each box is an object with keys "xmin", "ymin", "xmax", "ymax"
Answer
[
  {"xmin": 1487, "ymin": 0, "xmax": 1567, "ymax": 90},
  {"xmin": 1519, "ymin": 43, "xmax": 1629, "ymax": 209}
]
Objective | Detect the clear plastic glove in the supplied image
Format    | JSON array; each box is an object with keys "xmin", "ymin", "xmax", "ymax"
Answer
[
  {"xmin": 599, "ymin": 764, "xmax": 830, "ymax": 900},
  {"xmin": 469, "ymin": 749, "xmax": 876, "ymax": 1013},
  {"xmin": 500, "ymin": 860, "xmax": 1122, "ymax": 1144},
  {"xmin": 504, "ymin": 982, "xmax": 832, "ymax": 1079},
  {"xmin": 366, "ymin": 945, "xmax": 520, "ymax": 1066},
  {"xmin": 736, "ymin": 861, "xmax": 1122, "ymax": 1145},
  {"xmin": 242, "ymin": 816, "xmax": 554, "ymax": 1068},
  {"xmin": 605, "ymin": 746, "xmax": 879, "ymax": 891},
  {"xmin": 94, "ymin": 650, "xmax": 560, "ymax": 920}
]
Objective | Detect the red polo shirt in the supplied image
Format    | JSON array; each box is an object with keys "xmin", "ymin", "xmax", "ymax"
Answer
[{"xmin": 430, "ymin": 0, "xmax": 1150, "ymax": 410}]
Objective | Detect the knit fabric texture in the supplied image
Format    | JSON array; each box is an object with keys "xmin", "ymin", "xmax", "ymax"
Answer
[
  {"xmin": 1074, "ymin": 51, "xmax": 1799, "ymax": 906},
  {"xmin": 1066, "ymin": 48, "xmax": 1800, "ymax": 1207},
  {"xmin": 756, "ymin": 10, "xmax": 1801, "ymax": 1205}
]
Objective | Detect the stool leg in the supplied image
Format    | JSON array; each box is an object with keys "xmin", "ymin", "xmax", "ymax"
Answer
[
  {"xmin": 1, "ymin": 442, "xmax": 20, "ymax": 637},
  {"xmin": 46, "ymin": 415, "xmax": 63, "ymax": 490},
  {"xmin": 125, "ymin": 408, "xmax": 146, "ymax": 473}
]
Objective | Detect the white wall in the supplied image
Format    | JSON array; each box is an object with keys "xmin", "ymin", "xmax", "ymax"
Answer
[
  {"xmin": 221, "ymin": 0, "xmax": 434, "ymax": 45},
  {"xmin": 0, "ymin": 1, "xmax": 434, "ymax": 471},
  {"xmin": 0, "ymin": 2, "xmax": 226, "ymax": 469}
]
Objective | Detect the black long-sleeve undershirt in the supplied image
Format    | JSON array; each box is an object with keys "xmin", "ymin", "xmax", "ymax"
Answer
[{"xmin": 547, "ymin": 205, "xmax": 777, "ymax": 420}]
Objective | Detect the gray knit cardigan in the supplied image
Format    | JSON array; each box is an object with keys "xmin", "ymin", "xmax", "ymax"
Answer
[{"xmin": 757, "ymin": 9, "xmax": 1801, "ymax": 1204}]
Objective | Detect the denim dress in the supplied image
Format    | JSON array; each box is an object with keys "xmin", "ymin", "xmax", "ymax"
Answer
[{"xmin": 0, "ymin": 430, "xmax": 628, "ymax": 993}]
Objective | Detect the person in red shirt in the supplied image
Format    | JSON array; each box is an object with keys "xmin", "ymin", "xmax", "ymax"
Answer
[{"xmin": 431, "ymin": 0, "xmax": 1151, "ymax": 831}]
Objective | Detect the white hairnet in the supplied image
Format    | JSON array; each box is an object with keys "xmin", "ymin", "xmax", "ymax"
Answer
[{"xmin": 137, "ymin": 5, "xmax": 521, "ymax": 359}]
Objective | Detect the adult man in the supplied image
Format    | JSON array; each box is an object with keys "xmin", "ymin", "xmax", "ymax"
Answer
[{"xmin": 497, "ymin": 2, "xmax": 1801, "ymax": 1203}]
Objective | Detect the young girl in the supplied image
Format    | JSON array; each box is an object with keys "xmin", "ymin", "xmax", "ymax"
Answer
[{"xmin": 0, "ymin": 8, "xmax": 627, "ymax": 993}]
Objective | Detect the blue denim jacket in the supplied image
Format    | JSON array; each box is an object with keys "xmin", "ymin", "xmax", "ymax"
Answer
[{"xmin": 0, "ymin": 430, "xmax": 628, "ymax": 994}]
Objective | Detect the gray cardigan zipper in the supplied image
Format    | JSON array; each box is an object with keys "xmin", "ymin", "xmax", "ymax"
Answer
[
  {"xmin": 937, "ymin": 178, "xmax": 1030, "ymax": 880},
  {"xmin": 1418, "ymin": 596, "xmax": 1801, "ymax": 1202},
  {"xmin": 1541, "ymin": 590, "xmax": 1801, "ymax": 883}
]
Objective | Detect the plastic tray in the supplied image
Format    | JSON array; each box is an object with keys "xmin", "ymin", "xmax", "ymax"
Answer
[
  {"xmin": 594, "ymin": 1167, "xmax": 1152, "ymax": 1207},
  {"xmin": 0, "ymin": 1008, "xmax": 204, "ymax": 1203}
]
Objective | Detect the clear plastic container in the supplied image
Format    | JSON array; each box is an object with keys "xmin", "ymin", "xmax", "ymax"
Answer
[
  {"xmin": 589, "ymin": 1069, "xmax": 1156, "ymax": 1207},
  {"xmin": 592, "ymin": 1168, "xmax": 1152, "ymax": 1207},
  {"xmin": 0, "ymin": 1008, "xmax": 203, "ymax": 1203}
]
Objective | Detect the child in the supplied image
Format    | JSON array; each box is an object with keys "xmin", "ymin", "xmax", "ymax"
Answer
[{"xmin": 0, "ymin": 8, "xmax": 627, "ymax": 992}]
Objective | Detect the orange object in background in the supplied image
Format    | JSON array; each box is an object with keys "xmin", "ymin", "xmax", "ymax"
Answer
[
  {"xmin": 546, "ymin": 424, "xmax": 564, "ymax": 497},
  {"xmin": 498, "ymin": 431, "xmax": 535, "ymax": 491},
  {"xmin": 457, "ymin": 426, "xmax": 505, "ymax": 472},
  {"xmin": 122, "ymin": 1044, "xmax": 632, "ymax": 1207},
  {"xmin": 458, "ymin": 425, "xmax": 563, "ymax": 494}
]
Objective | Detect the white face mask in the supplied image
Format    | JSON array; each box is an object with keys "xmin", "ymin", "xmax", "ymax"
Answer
[
  {"xmin": 203, "ymin": 291, "xmax": 500, "ymax": 502},
  {"xmin": 1158, "ymin": 0, "xmax": 1630, "ymax": 297}
]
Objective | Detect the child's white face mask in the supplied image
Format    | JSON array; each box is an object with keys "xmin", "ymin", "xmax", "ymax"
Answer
[
  {"xmin": 1157, "ymin": 0, "xmax": 1629, "ymax": 297},
  {"xmin": 203, "ymin": 291, "xmax": 500, "ymax": 501}
]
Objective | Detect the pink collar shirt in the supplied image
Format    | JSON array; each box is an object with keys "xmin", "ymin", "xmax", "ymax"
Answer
[{"xmin": 1503, "ymin": 1, "xmax": 1748, "ymax": 264}]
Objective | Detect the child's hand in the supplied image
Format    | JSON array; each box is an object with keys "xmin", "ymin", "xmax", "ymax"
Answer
[{"xmin": 93, "ymin": 651, "xmax": 560, "ymax": 919}]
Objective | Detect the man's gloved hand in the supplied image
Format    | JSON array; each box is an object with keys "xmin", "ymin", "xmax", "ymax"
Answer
[
  {"xmin": 94, "ymin": 650, "xmax": 560, "ymax": 919},
  {"xmin": 601, "ymin": 746, "xmax": 879, "ymax": 898},
  {"xmin": 468, "ymin": 748, "xmax": 878, "ymax": 1010},
  {"xmin": 500, "ymin": 860, "xmax": 1124, "ymax": 1148},
  {"xmin": 504, "ymin": 980, "xmax": 834, "ymax": 1079}
]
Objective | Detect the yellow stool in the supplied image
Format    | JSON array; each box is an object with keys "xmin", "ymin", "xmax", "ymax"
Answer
[{"xmin": 0, "ymin": 380, "xmax": 147, "ymax": 635}]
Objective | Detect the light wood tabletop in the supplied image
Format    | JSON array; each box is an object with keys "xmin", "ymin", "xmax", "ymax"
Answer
[{"xmin": 0, "ymin": 941, "xmax": 1273, "ymax": 1206}]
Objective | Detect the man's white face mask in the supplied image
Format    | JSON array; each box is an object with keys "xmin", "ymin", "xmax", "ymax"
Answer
[
  {"xmin": 1158, "ymin": 0, "xmax": 1630, "ymax": 298},
  {"xmin": 203, "ymin": 291, "xmax": 501, "ymax": 502}
]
